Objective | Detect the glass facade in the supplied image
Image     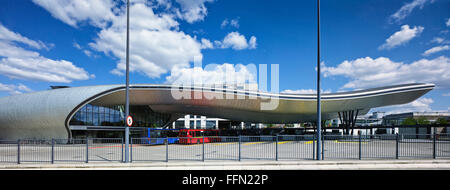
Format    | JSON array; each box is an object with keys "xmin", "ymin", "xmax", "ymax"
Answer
[
  {"xmin": 205, "ymin": 120, "xmax": 217, "ymax": 129},
  {"xmin": 69, "ymin": 104, "xmax": 172, "ymax": 128}
]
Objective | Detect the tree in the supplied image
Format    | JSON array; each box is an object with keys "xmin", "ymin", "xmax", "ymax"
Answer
[
  {"xmin": 416, "ymin": 117, "xmax": 430, "ymax": 125},
  {"xmin": 402, "ymin": 117, "xmax": 417, "ymax": 125},
  {"xmin": 435, "ymin": 117, "xmax": 448, "ymax": 125}
]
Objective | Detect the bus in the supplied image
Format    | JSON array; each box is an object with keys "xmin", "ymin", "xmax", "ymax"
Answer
[
  {"xmin": 141, "ymin": 128, "xmax": 179, "ymax": 145},
  {"xmin": 178, "ymin": 129, "xmax": 220, "ymax": 144}
]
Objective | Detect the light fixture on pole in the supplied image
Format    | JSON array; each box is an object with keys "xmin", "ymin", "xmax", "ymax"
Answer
[
  {"xmin": 316, "ymin": 0, "xmax": 322, "ymax": 160},
  {"xmin": 124, "ymin": 0, "xmax": 131, "ymax": 163}
]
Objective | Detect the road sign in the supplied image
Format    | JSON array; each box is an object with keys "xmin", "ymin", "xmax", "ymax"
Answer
[{"xmin": 126, "ymin": 115, "xmax": 133, "ymax": 127}]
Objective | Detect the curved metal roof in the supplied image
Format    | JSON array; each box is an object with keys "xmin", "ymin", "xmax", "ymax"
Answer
[{"xmin": 0, "ymin": 83, "xmax": 434, "ymax": 140}]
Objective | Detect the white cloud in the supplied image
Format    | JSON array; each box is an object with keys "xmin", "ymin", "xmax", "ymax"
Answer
[
  {"xmin": 248, "ymin": 36, "xmax": 257, "ymax": 49},
  {"xmin": 215, "ymin": 31, "xmax": 257, "ymax": 50},
  {"xmin": 174, "ymin": 0, "xmax": 214, "ymax": 23},
  {"xmin": 379, "ymin": 25, "xmax": 424, "ymax": 50},
  {"xmin": 389, "ymin": 0, "xmax": 432, "ymax": 24},
  {"xmin": 32, "ymin": 0, "xmax": 117, "ymax": 28},
  {"xmin": 165, "ymin": 63, "xmax": 257, "ymax": 87},
  {"xmin": 0, "ymin": 83, "xmax": 32, "ymax": 95},
  {"xmin": 423, "ymin": 45, "xmax": 450, "ymax": 56},
  {"xmin": 443, "ymin": 92, "xmax": 450, "ymax": 97},
  {"xmin": 73, "ymin": 41, "xmax": 82, "ymax": 50},
  {"xmin": 35, "ymin": 1, "xmax": 205, "ymax": 79},
  {"xmin": 73, "ymin": 41, "xmax": 96, "ymax": 57},
  {"xmin": 221, "ymin": 18, "xmax": 239, "ymax": 29},
  {"xmin": 447, "ymin": 18, "xmax": 450, "ymax": 27},
  {"xmin": 431, "ymin": 37, "xmax": 444, "ymax": 44},
  {"xmin": 200, "ymin": 38, "xmax": 214, "ymax": 49},
  {"xmin": 0, "ymin": 24, "xmax": 93, "ymax": 83},
  {"xmin": 322, "ymin": 56, "xmax": 450, "ymax": 89},
  {"xmin": 83, "ymin": 50, "xmax": 93, "ymax": 57},
  {"xmin": 0, "ymin": 24, "xmax": 50, "ymax": 50},
  {"xmin": 33, "ymin": 1, "xmax": 255, "ymax": 80},
  {"xmin": 375, "ymin": 97, "xmax": 434, "ymax": 115},
  {"xmin": 281, "ymin": 89, "xmax": 332, "ymax": 94},
  {"xmin": 92, "ymin": 26, "xmax": 202, "ymax": 78}
]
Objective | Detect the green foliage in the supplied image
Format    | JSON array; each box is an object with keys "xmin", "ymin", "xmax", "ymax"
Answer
[
  {"xmin": 435, "ymin": 117, "xmax": 448, "ymax": 124},
  {"xmin": 416, "ymin": 117, "xmax": 430, "ymax": 125},
  {"xmin": 402, "ymin": 117, "xmax": 417, "ymax": 125},
  {"xmin": 284, "ymin": 124, "xmax": 294, "ymax": 128}
]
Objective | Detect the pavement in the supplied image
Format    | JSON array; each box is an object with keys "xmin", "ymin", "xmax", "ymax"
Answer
[{"xmin": 1, "ymin": 159, "xmax": 450, "ymax": 170}]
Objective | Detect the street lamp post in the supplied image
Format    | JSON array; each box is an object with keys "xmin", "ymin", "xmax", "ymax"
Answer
[
  {"xmin": 316, "ymin": 0, "xmax": 322, "ymax": 160},
  {"xmin": 124, "ymin": 0, "xmax": 131, "ymax": 163}
]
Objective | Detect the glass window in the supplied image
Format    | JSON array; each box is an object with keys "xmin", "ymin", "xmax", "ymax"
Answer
[
  {"xmin": 206, "ymin": 121, "xmax": 216, "ymax": 129},
  {"xmin": 196, "ymin": 120, "xmax": 201, "ymax": 129},
  {"xmin": 69, "ymin": 104, "xmax": 172, "ymax": 128}
]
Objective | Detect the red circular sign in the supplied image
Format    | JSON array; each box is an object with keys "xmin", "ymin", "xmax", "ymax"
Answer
[{"xmin": 126, "ymin": 115, "xmax": 133, "ymax": 127}]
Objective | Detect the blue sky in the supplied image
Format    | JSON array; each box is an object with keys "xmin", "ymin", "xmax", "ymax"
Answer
[{"xmin": 0, "ymin": 0, "xmax": 449, "ymax": 115}]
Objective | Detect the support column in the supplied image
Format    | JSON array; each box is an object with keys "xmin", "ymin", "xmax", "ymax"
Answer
[{"xmin": 184, "ymin": 115, "xmax": 190, "ymax": 129}]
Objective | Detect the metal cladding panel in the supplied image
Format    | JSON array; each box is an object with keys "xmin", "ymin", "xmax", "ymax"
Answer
[
  {"xmin": 0, "ymin": 83, "xmax": 434, "ymax": 139},
  {"xmin": 0, "ymin": 85, "xmax": 121, "ymax": 140},
  {"xmin": 90, "ymin": 83, "xmax": 433, "ymax": 122}
]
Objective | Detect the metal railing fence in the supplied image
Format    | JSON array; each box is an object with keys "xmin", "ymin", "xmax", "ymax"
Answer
[
  {"xmin": 87, "ymin": 138, "xmax": 123, "ymax": 162},
  {"xmin": 0, "ymin": 140, "xmax": 18, "ymax": 164},
  {"xmin": 53, "ymin": 139, "xmax": 86, "ymax": 163},
  {"xmin": 0, "ymin": 134, "xmax": 449, "ymax": 164},
  {"xmin": 277, "ymin": 135, "xmax": 315, "ymax": 160}
]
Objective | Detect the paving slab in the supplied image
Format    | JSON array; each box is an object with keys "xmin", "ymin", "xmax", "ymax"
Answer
[{"xmin": 2, "ymin": 159, "xmax": 450, "ymax": 170}]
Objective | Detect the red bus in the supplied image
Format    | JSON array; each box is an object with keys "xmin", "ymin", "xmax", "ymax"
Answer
[{"xmin": 178, "ymin": 129, "xmax": 220, "ymax": 144}]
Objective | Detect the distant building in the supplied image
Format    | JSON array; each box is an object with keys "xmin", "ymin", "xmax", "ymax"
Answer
[
  {"xmin": 383, "ymin": 112, "xmax": 450, "ymax": 126},
  {"xmin": 383, "ymin": 112, "xmax": 450, "ymax": 135},
  {"xmin": 356, "ymin": 112, "xmax": 384, "ymax": 126}
]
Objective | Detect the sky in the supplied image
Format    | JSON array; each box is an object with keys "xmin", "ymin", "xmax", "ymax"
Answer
[{"xmin": 0, "ymin": 0, "xmax": 449, "ymax": 116}]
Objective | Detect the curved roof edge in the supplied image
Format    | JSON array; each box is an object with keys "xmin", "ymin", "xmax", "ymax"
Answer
[{"xmin": 0, "ymin": 83, "xmax": 434, "ymax": 140}]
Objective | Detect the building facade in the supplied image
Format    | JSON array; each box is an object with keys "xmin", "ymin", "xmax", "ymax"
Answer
[{"xmin": 0, "ymin": 83, "xmax": 435, "ymax": 140}]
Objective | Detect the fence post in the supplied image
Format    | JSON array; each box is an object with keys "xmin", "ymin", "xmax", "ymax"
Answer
[
  {"xmin": 275, "ymin": 135, "xmax": 278, "ymax": 161},
  {"xmin": 238, "ymin": 136, "xmax": 241, "ymax": 161},
  {"xmin": 313, "ymin": 134, "xmax": 316, "ymax": 160},
  {"xmin": 17, "ymin": 139, "xmax": 20, "ymax": 164},
  {"xmin": 358, "ymin": 134, "xmax": 361, "ymax": 160},
  {"xmin": 86, "ymin": 137, "xmax": 89, "ymax": 163},
  {"xmin": 127, "ymin": 138, "xmax": 131, "ymax": 163},
  {"xmin": 166, "ymin": 137, "xmax": 169, "ymax": 162},
  {"xmin": 202, "ymin": 136, "xmax": 205, "ymax": 162},
  {"xmin": 51, "ymin": 138, "xmax": 54, "ymax": 164},
  {"xmin": 123, "ymin": 138, "xmax": 126, "ymax": 163},
  {"xmin": 395, "ymin": 133, "xmax": 399, "ymax": 159},
  {"xmin": 321, "ymin": 134, "xmax": 324, "ymax": 160},
  {"xmin": 433, "ymin": 133, "xmax": 436, "ymax": 159}
]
